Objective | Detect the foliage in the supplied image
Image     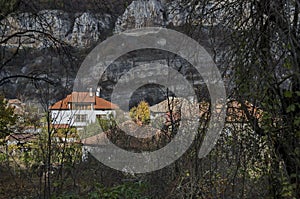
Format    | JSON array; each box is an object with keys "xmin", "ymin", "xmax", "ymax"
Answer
[
  {"xmin": 50, "ymin": 182, "xmax": 149, "ymax": 199},
  {"xmin": 49, "ymin": 127, "xmax": 82, "ymax": 165},
  {"xmin": 5, "ymin": 127, "xmax": 82, "ymax": 167},
  {"xmin": 55, "ymin": 193, "xmax": 80, "ymax": 199},
  {"xmin": 82, "ymin": 122, "xmax": 103, "ymax": 139},
  {"xmin": 53, "ymin": 127, "xmax": 78, "ymax": 139},
  {"xmin": 22, "ymin": 104, "xmax": 42, "ymax": 128},
  {"xmin": 88, "ymin": 182, "xmax": 149, "ymax": 199},
  {"xmin": 98, "ymin": 114, "xmax": 117, "ymax": 132},
  {"xmin": 0, "ymin": 0, "xmax": 19, "ymax": 19},
  {"xmin": 0, "ymin": 95, "xmax": 16, "ymax": 140},
  {"xmin": 129, "ymin": 106, "xmax": 137, "ymax": 121},
  {"xmin": 130, "ymin": 101, "xmax": 150, "ymax": 125},
  {"xmin": 82, "ymin": 114, "xmax": 116, "ymax": 139},
  {"xmin": 179, "ymin": 0, "xmax": 300, "ymax": 196},
  {"xmin": 1, "ymin": 0, "xmax": 300, "ymax": 198},
  {"xmin": 0, "ymin": 152, "xmax": 6, "ymax": 162}
]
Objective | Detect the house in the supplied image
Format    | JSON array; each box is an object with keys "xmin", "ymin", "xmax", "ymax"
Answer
[
  {"xmin": 49, "ymin": 90, "xmax": 118, "ymax": 129},
  {"xmin": 150, "ymin": 98, "xmax": 262, "ymax": 122},
  {"xmin": 150, "ymin": 97, "xmax": 184, "ymax": 124},
  {"xmin": 80, "ymin": 120, "xmax": 163, "ymax": 161},
  {"xmin": 6, "ymin": 133, "xmax": 36, "ymax": 146},
  {"xmin": 8, "ymin": 99, "xmax": 25, "ymax": 115},
  {"xmin": 6, "ymin": 133, "xmax": 37, "ymax": 149}
]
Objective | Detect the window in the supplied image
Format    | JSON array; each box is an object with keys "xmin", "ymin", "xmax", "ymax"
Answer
[
  {"xmin": 96, "ymin": 114, "xmax": 107, "ymax": 119},
  {"xmin": 72, "ymin": 104, "xmax": 92, "ymax": 110},
  {"xmin": 75, "ymin": 114, "xmax": 87, "ymax": 122}
]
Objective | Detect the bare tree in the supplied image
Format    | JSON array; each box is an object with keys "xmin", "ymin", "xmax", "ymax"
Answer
[{"xmin": 174, "ymin": 0, "xmax": 300, "ymax": 197}]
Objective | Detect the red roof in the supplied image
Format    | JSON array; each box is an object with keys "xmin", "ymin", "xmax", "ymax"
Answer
[
  {"xmin": 49, "ymin": 92, "xmax": 117, "ymax": 110},
  {"xmin": 6, "ymin": 133, "xmax": 36, "ymax": 143},
  {"xmin": 50, "ymin": 94, "xmax": 70, "ymax": 110},
  {"xmin": 70, "ymin": 92, "xmax": 95, "ymax": 103},
  {"xmin": 94, "ymin": 97, "xmax": 118, "ymax": 110},
  {"xmin": 51, "ymin": 124, "xmax": 71, "ymax": 129}
]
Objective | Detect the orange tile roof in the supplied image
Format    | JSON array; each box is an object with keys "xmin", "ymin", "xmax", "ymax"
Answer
[
  {"xmin": 49, "ymin": 94, "xmax": 71, "ymax": 110},
  {"xmin": 49, "ymin": 92, "xmax": 117, "ymax": 110},
  {"xmin": 94, "ymin": 97, "xmax": 118, "ymax": 110},
  {"xmin": 70, "ymin": 92, "xmax": 95, "ymax": 103},
  {"xmin": 51, "ymin": 124, "xmax": 71, "ymax": 129}
]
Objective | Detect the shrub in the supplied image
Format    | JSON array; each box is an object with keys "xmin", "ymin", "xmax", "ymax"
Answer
[{"xmin": 130, "ymin": 101, "xmax": 150, "ymax": 125}]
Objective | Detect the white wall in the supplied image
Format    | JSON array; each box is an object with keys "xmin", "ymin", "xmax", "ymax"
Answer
[{"xmin": 51, "ymin": 109, "xmax": 115, "ymax": 127}]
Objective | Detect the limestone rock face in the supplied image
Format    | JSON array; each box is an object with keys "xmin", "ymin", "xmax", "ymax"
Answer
[
  {"xmin": 114, "ymin": 0, "xmax": 196, "ymax": 33},
  {"xmin": 166, "ymin": 0, "xmax": 191, "ymax": 27},
  {"xmin": 1, "ymin": 0, "xmax": 216, "ymax": 104},
  {"xmin": 1, "ymin": 0, "xmax": 194, "ymax": 47},
  {"xmin": 0, "ymin": 10, "xmax": 112, "ymax": 48},
  {"xmin": 114, "ymin": 0, "xmax": 166, "ymax": 33},
  {"xmin": 70, "ymin": 12, "xmax": 111, "ymax": 47}
]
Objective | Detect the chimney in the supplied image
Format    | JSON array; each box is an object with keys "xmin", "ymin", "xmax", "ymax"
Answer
[
  {"xmin": 96, "ymin": 87, "xmax": 101, "ymax": 97},
  {"xmin": 89, "ymin": 88, "xmax": 93, "ymax": 97}
]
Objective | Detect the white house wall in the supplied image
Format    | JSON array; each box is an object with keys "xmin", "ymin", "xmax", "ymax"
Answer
[
  {"xmin": 51, "ymin": 110, "xmax": 73, "ymax": 126},
  {"xmin": 51, "ymin": 109, "xmax": 115, "ymax": 127}
]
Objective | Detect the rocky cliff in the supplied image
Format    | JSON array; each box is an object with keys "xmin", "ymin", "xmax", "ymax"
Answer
[
  {"xmin": 1, "ymin": 0, "xmax": 201, "ymax": 48},
  {"xmin": 1, "ymin": 0, "xmax": 196, "ymax": 49},
  {"xmin": 114, "ymin": 0, "xmax": 193, "ymax": 33},
  {"xmin": 114, "ymin": 0, "xmax": 166, "ymax": 33},
  {"xmin": 1, "ymin": 10, "xmax": 112, "ymax": 48},
  {"xmin": 1, "ymin": 0, "xmax": 217, "ymax": 105}
]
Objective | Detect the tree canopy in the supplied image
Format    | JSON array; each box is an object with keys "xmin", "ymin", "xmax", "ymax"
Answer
[
  {"xmin": 130, "ymin": 100, "xmax": 150, "ymax": 125},
  {"xmin": 0, "ymin": 95, "xmax": 16, "ymax": 140}
]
